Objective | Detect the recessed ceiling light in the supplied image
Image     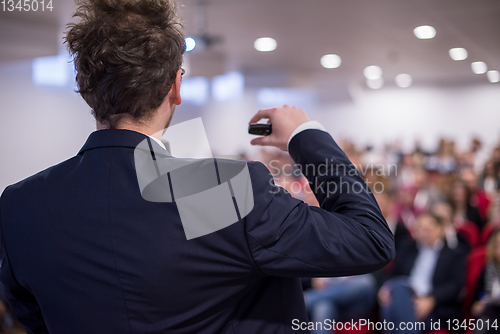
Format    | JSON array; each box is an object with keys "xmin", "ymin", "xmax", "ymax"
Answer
[
  {"xmin": 449, "ymin": 48, "xmax": 468, "ymax": 61},
  {"xmin": 363, "ymin": 66, "xmax": 382, "ymax": 80},
  {"xmin": 414, "ymin": 25, "xmax": 436, "ymax": 39},
  {"xmin": 254, "ymin": 37, "xmax": 277, "ymax": 52},
  {"xmin": 471, "ymin": 61, "xmax": 488, "ymax": 74},
  {"xmin": 395, "ymin": 74, "xmax": 413, "ymax": 88},
  {"xmin": 185, "ymin": 37, "xmax": 196, "ymax": 52},
  {"xmin": 367, "ymin": 78, "xmax": 384, "ymax": 90},
  {"xmin": 321, "ymin": 54, "xmax": 342, "ymax": 69},
  {"xmin": 487, "ymin": 70, "xmax": 500, "ymax": 83}
]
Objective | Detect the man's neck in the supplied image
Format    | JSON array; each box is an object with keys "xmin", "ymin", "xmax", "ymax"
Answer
[
  {"xmin": 96, "ymin": 119, "xmax": 166, "ymax": 142},
  {"xmin": 96, "ymin": 121, "xmax": 167, "ymax": 151}
]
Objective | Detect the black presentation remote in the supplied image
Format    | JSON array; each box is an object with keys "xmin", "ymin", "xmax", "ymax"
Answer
[{"xmin": 248, "ymin": 124, "xmax": 272, "ymax": 136}]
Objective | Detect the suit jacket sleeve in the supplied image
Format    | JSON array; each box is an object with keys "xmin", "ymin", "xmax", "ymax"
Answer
[
  {"xmin": 245, "ymin": 129, "xmax": 395, "ymax": 277},
  {"xmin": 0, "ymin": 188, "xmax": 49, "ymax": 334}
]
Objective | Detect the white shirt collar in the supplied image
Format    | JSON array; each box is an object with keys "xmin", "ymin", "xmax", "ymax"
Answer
[
  {"xmin": 147, "ymin": 135, "xmax": 167, "ymax": 151},
  {"xmin": 417, "ymin": 239, "xmax": 444, "ymax": 252}
]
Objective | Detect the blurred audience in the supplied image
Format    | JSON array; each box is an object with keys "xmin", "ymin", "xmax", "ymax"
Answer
[
  {"xmin": 1, "ymin": 127, "xmax": 499, "ymax": 331},
  {"xmin": 374, "ymin": 191, "xmax": 409, "ymax": 252},
  {"xmin": 431, "ymin": 200, "xmax": 471, "ymax": 253},
  {"xmin": 413, "ymin": 169, "xmax": 445, "ymax": 214},
  {"xmin": 245, "ymin": 134, "xmax": 500, "ymax": 330},
  {"xmin": 461, "ymin": 167, "xmax": 491, "ymax": 222},
  {"xmin": 304, "ymin": 275, "xmax": 377, "ymax": 334},
  {"xmin": 480, "ymin": 160, "xmax": 499, "ymax": 196},
  {"xmin": 450, "ymin": 179, "xmax": 485, "ymax": 230},
  {"xmin": 378, "ymin": 213, "xmax": 466, "ymax": 334},
  {"xmin": 472, "ymin": 230, "xmax": 500, "ymax": 334},
  {"xmin": 488, "ymin": 190, "xmax": 500, "ymax": 224},
  {"xmin": 425, "ymin": 139, "xmax": 456, "ymax": 174}
]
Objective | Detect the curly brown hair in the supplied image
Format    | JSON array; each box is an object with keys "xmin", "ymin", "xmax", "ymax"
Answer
[{"xmin": 65, "ymin": 0, "xmax": 185, "ymax": 128}]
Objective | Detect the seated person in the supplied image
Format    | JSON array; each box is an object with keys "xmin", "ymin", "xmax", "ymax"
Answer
[
  {"xmin": 472, "ymin": 229, "xmax": 500, "ymax": 334},
  {"xmin": 304, "ymin": 274, "xmax": 377, "ymax": 334},
  {"xmin": 378, "ymin": 213, "xmax": 466, "ymax": 334},
  {"xmin": 451, "ymin": 179, "xmax": 485, "ymax": 231},
  {"xmin": 373, "ymin": 191, "xmax": 410, "ymax": 288},
  {"xmin": 431, "ymin": 200, "xmax": 472, "ymax": 254},
  {"xmin": 375, "ymin": 191, "xmax": 410, "ymax": 252}
]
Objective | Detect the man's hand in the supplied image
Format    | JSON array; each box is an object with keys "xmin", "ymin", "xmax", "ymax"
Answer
[
  {"xmin": 471, "ymin": 300, "xmax": 486, "ymax": 317},
  {"xmin": 249, "ymin": 105, "xmax": 311, "ymax": 151},
  {"xmin": 414, "ymin": 296, "xmax": 435, "ymax": 320},
  {"xmin": 311, "ymin": 278, "xmax": 329, "ymax": 290},
  {"xmin": 378, "ymin": 286, "xmax": 392, "ymax": 307}
]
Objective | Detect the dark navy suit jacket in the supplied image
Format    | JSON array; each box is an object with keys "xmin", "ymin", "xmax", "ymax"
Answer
[{"xmin": 0, "ymin": 128, "xmax": 394, "ymax": 333}]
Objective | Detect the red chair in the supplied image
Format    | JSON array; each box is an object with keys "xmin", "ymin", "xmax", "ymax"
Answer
[
  {"xmin": 456, "ymin": 222, "xmax": 479, "ymax": 248},
  {"xmin": 480, "ymin": 224, "xmax": 499, "ymax": 246},
  {"xmin": 463, "ymin": 246, "xmax": 487, "ymax": 319},
  {"xmin": 474, "ymin": 191, "xmax": 491, "ymax": 222}
]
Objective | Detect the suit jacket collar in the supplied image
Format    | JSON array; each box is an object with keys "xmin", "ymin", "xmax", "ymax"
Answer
[{"xmin": 78, "ymin": 129, "xmax": 169, "ymax": 156}]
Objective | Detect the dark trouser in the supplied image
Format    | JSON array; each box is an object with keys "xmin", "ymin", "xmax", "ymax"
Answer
[{"xmin": 380, "ymin": 277, "xmax": 434, "ymax": 334}]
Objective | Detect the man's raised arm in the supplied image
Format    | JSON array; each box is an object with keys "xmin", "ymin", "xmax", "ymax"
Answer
[{"xmin": 245, "ymin": 105, "xmax": 395, "ymax": 277}]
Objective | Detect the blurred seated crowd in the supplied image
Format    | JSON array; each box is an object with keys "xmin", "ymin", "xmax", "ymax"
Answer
[
  {"xmin": 252, "ymin": 136, "xmax": 500, "ymax": 334},
  {"xmin": 0, "ymin": 136, "xmax": 499, "ymax": 334}
]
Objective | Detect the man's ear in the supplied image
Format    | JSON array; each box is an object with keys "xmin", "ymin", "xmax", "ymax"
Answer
[{"xmin": 169, "ymin": 68, "xmax": 183, "ymax": 106}]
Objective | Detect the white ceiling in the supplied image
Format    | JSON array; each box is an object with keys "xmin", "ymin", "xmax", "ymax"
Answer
[{"xmin": 1, "ymin": 0, "xmax": 499, "ymax": 89}]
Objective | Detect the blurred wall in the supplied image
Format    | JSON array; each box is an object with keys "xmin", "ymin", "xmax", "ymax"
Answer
[
  {"xmin": 317, "ymin": 83, "xmax": 500, "ymax": 152},
  {"xmin": 0, "ymin": 60, "xmax": 95, "ymax": 192}
]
